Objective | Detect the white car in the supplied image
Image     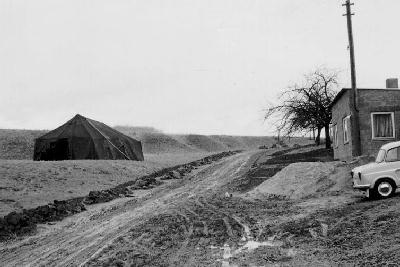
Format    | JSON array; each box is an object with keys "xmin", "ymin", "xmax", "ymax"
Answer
[{"xmin": 352, "ymin": 141, "xmax": 400, "ymax": 199}]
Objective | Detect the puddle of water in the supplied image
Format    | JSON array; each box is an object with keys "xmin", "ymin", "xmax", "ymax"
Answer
[
  {"xmin": 214, "ymin": 237, "xmax": 293, "ymax": 266},
  {"xmin": 212, "ymin": 218, "xmax": 296, "ymax": 266},
  {"xmin": 241, "ymin": 240, "xmax": 283, "ymax": 251}
]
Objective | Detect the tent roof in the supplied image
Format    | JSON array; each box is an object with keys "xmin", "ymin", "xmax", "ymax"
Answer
[{"xmin": 37, "ymin": 114, "xmax": 138, "ymax": 142}]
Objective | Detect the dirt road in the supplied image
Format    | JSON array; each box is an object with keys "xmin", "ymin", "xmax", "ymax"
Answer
[
  {"xmin": 3, "ymin": 148, "xmax": 400, "ymax": 266},
  {"xmin": 0, "ymin": 151, "xmax": 259, "ymax": 266}
]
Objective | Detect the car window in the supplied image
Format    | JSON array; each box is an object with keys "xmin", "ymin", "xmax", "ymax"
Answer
[
  {"xmin": 386, "ymin": 147, "xmax": 400, "ymax": 162},
  {"xmin": 376, "ymin": 149, "xmax": 386, "ymax": 163}
]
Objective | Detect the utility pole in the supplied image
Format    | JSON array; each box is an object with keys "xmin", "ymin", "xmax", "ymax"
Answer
[
  {"xmin": 343, "ymin": 0, "xmax": 358, "ymax": 111},
  {"xmin": 343, "ymin": 0, "xmax": 361, "ymax": 156}
]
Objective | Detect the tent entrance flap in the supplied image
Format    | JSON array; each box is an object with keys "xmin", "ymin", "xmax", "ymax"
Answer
[{"xmin": 49, "ymin": 138, "xmax": 69, "ymax": 161}]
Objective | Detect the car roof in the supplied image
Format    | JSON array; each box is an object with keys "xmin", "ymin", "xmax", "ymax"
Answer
[{"xmin": 381, "ymin": 141, "xmax": 400, "ymax": 150}]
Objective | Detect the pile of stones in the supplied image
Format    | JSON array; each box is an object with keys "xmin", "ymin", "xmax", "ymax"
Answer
[{"xmin": 0, "ymin": 197, "xmax": 86, "ymax": 240}]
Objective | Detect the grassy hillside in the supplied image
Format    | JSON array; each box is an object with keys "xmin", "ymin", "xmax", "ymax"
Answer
[
  {"xmin": 172, "ymin": 134, "xmax": 228, "ymax": 152},
  {"xmin": 0, "ymin": 129, "xmax": 47, "ymax": 160},
  {"xmin": 0, "ymin": 127, "xmax": 312, "ymax": 159}
]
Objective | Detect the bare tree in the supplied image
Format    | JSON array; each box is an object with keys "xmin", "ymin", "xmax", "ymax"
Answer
[{"xmin": 265, "ymin": 68, "xmax": 339, "ymax": 148}]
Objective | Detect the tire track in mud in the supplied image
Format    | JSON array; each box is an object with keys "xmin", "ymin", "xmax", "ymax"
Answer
[
  {"xmin": 195, "ymin": 197, "xmax": 252, "ymax": 239},
  {"xmin": 1, "ymin": 187, "xmax": 177, "ymax": 266},
  {"xmin": 83, "ymin": 152, "xmax": 255, "ymax": 266}
]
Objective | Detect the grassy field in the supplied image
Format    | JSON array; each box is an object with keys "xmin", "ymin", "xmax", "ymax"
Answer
[{"xmin": 0, "ymin": 152, "xmax": 211, "ymax": 217}]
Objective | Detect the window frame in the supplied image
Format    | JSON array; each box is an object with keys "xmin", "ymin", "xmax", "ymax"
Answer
[
  {"xmin": 371, "ymin": 112, "xmax": 395, "ymax": 140},
  {"xmin": 343, "ymin": 115, "xmax": 351, "ymax": 144},
  {"xmin": 385, "ymin": 146, "xmax": 400, "ymax": 162},
  {"xmin": 329, "ymin": 123, "xmax": 334, "ymax": 145},
  {"xmin": 334, "ymin": 124, "xmax": 338, "ymax": 148}
]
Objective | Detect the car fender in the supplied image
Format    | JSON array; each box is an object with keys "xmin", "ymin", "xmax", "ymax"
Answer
[{"xmin": 371, "ymin": 176, "xmax": 398, "ymax": 189}]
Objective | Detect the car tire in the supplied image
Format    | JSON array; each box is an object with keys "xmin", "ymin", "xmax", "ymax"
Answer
[{"xmin": 370, "ymin": 179, "xmax": 396, "ymax": 199}]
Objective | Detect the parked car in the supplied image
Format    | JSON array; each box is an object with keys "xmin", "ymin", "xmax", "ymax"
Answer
[{"xmin": 352, "ymin": 141, "xmax": 400, "ymax": 199}]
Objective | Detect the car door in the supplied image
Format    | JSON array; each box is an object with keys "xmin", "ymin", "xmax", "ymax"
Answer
[{"xmin": 385, "ymin": 146, "xmax": 400, "ymax": 184}]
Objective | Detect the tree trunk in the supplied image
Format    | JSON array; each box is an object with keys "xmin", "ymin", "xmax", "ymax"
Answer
[
  {"xmin": 315, "ymin": 127, "xmax": 322, "ymax": 145},
  {"xmin": 324, "ymin": 124, "xmax": 331, "ymax": 149}
]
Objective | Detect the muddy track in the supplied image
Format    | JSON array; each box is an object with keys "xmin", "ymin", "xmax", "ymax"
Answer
[{"xmin": 0, "ymin": 151, "xmax": 260, "ymax": 267}]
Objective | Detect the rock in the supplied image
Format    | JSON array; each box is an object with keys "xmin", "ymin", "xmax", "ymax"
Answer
[
  {"xmin": 5, "ymin": 212, "xmax": 22, "ymax": 226},
  {"xmin": 160, "ymin": 175, "xmax": 171, "ymax": 180},
  {"xmin": 135, "ymin": 179, "xmax": 148, "ymax": 187},
  {"xmin": 309, "ymin": 228, "xmax": 318, "ymax": 239},
  {"xmin": 224, "ymin": 192, "xmax": 232, "ymax": 198},
  {"xmin": 168, "ymin": 171, "xmax": 181, "ymax": 179},
  {"xmin": 321, "ymin": 223, "xmax": 328, "ymax": 237},
  {"xmin": 177, "ymin": 166, "xmax": 192, "ymax": 176}
]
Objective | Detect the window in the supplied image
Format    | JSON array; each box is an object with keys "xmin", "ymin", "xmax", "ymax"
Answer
[
  {"xmin": 334, "ymin": 125, "xmax": 338, "ymax": 147},
  {"xmin": 371, "ymin": 112, "xmax": 395, "ymax": 139},
  {"xmin": 343, "ymin": 116, "xmax": 351, "ymax": 144},
  {"xmin": 376, "ymin": 149, "xmax": 386, "ymax": 163},
  {"xmin": 329, "ymin": 124, "xmax": 334, "ymax": 146},
  {"xmin": 330, "ymin": 124, "xmax": 338, "ymax": 148},
  {"xmin": 385, "ymin": 147, "xmax": 400, "ymax": 162}
]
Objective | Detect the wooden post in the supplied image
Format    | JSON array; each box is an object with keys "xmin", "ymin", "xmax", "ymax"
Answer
[{"xmin": 343, "ymin": 0, "xmax": 361, "ymax": 156}]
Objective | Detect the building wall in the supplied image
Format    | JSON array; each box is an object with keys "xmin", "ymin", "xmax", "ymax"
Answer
[
  {"xmin": 332, "ymin": 88, "xmax": 400, "ymax": 161},
  {"xmin": 358, "ymin": 89, "xmax": 400, "ymax": 157},
  {"xmin": 332, "ymin": 90, "xmax": 353, "ymax": 160}
]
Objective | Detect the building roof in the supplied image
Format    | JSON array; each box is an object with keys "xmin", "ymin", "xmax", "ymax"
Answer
[
  {"xmin": 330, "ymin": 88, "xmax": 350, "ymax": 108},
  {"xmin": 331, "ymin": 88, "xmax": 400, "ymax": 108}
]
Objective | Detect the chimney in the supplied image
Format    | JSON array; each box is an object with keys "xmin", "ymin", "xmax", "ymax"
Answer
[{"xmin": 386, "ymin": 78, "xmax": 399, "ymax": 89}]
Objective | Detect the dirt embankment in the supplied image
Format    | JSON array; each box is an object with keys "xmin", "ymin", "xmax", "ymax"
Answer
[
  {"xmin": 0, "ymin": 151, "xmax": 239, "ymax": 241},
  {"xmin": 248, "ymin": 162, "xmax": 337, "ymax": 199}
]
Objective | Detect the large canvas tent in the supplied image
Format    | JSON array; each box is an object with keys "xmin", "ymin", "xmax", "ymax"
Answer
[{"xmin": 33, "ymin": 114, "xmax": 144, "ymax": 161}]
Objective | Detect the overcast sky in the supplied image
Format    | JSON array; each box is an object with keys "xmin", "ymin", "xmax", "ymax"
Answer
[{"xmin": 1, "ymin": 0, "xmax": 399, "ymax": 135}]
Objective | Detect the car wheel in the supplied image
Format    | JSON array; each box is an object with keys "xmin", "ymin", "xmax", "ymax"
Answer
[{"xmin": 371, "ymin": 179, "xmax": 396, "ymax": 199}]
